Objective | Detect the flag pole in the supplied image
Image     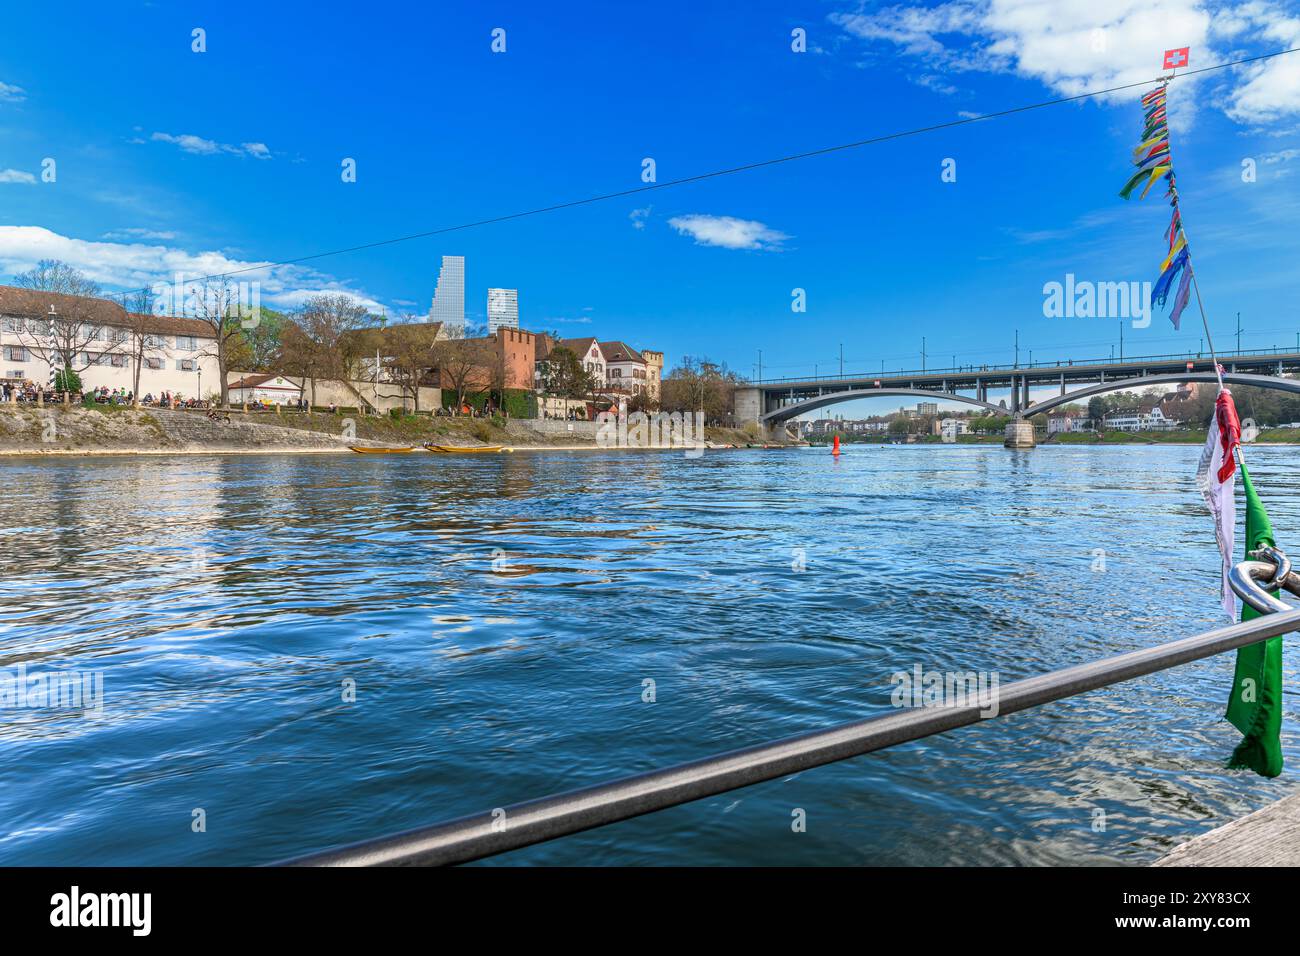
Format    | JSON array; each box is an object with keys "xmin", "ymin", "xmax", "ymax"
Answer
[{"xmin": 1158, "ymin": 75, "xmax": 1226, "ymax": 393}]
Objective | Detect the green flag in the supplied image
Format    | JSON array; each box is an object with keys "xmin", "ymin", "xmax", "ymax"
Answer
[{"xmin": 1224, "ymin": 462, "xmax": 1284, "ymax": 777}]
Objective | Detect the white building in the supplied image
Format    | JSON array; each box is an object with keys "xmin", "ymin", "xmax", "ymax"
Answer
[
  {"xmin": 1047, "ymin": 413, "xmax": 1092, "ymax": 434},
  {"xmin": 1103, "ymin": 406, "xmax": 1179, "ymax": 432},
  {"xmin": 0, "ymin": 285, "xmax": 219, "ymax": 399},
  {"xmin": 940, "ymin": 418, "xmax": 968, "ymax": 440},
  {"xmin": 486, "ymin": 288, "xmax": 519, "ymax": 335},
  {"xmin": 227, "ymin": 373, "xmax": 305, "ymax": 406},
  {"xmin": 429, "ymin": 255, "xmax": 465, "ymax": 335}
]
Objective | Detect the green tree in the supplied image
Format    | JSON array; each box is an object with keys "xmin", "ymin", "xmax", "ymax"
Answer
[{"xmin": 538, "ymin": 345, "xmax": 597, "ymax": 399}]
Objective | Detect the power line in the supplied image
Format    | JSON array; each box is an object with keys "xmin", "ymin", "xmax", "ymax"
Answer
[{"xmin": 109, "ymin": 46, "xmax": 1300, "ymax": 301}]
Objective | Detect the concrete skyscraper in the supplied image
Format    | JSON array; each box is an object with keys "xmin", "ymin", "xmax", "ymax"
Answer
[
  {"xmin": 429, "ymin": 255, "xmax": 465, "ymax": 335},
  {"xmin": 486, "ymin": 288, "xmax": 519, "ymax": 335}
]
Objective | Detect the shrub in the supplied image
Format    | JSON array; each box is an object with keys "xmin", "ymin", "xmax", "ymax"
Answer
[
  {"xmin": 471, "ymin": 420, "xmax": 494, "ymax": 443},
  {"xmin": 54, "ymin": 368, "xmax": 82, "ymax": 393}
]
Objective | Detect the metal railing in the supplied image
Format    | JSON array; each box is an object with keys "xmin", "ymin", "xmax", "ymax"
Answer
[
  {"xmin": 755, "ymin": 346, "xmax": 1300, "ymax": 386},
  {"xmin": 281, "ymin": 552, "xmax": 1300, "ymax": 866}
]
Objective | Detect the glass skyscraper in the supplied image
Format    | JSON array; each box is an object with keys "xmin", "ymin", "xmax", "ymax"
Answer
[
  {"xmin": 486, "ymin": 288, "xmax": 519, "ymax": 335},
  {"xmin": 429, "ymin": 255, "xmax": 465, "ymax": 335}
]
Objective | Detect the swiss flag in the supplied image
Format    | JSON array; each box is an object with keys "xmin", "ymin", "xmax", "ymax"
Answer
[{"xmin": 1163, "ymin": 47, "xmax": 1190, "ymax": 69}]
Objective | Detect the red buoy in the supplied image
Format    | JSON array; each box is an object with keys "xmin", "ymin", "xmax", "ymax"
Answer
[{"xmin": 832, "ymin": 434, "xmax": 840, "ymax": 456}]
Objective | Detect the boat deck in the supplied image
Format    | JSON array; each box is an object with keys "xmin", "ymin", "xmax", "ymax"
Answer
[{"xmin": 1154, "ymin": 791, "xmax": 1300, "ymax": 866}]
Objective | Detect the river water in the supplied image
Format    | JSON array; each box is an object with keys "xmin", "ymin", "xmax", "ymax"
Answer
[{"xmin": 1, "ymin": 445, "xmax": 1298, "ymax": 866}]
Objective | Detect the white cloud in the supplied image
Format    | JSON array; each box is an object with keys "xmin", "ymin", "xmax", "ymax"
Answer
[
  {"xmin": 667, "ymin": 214, "xmax": 790, "ymax": 250},
  {"xmin": 150, "ymin": 132, "xmax": 273, "ymax": 159},
  {"xmin": 629, "ymin": 206, "xmax": 652, "ymax": 230},
  {"xmin": 0, "ymin": 226, "xmax": 384, "ymax": 313},
  {"xmin": 1223, "ymin": 4, "xmax": 1300, "ymax": 124},
  {"xmin": 1261, "ymin": 147, "xmax": 1300, "ymax": 163},
  {"xmin": 830, "ymin": 1, "xmax": 1300, "ymax": 127},
  {"xmin": 0, "ymin": 169, "xmax": 36, "ymax": 184},
  {"xmin": 0, "ymin": 81, "xmax": 25, "ymax": 103},
  {"xmin": 101, "ymin": 228, "xmax": 178, "ymax": 241},
  {"xmin": 915, "ymin": 73, "xmax": 959, "ymax": 95}
]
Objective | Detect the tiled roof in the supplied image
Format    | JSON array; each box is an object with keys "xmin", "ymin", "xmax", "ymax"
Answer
[
  {"xmin": 228, "ymin": 373, "xmax": 302, "ymax": 390},
  {"xmin": 125, "ymin": 313, "xmax": 215, "ymax": 338},
  {"xmin": 0, "ymin": 285, "xmax": 128, "ymax": 327},
  {"xmin": 599, "ymin": 340, "xmax": 645, "ymax": 364},
  {"xmin": 0, "ymin": 285, "xmax": 214, "ymax": 338}
]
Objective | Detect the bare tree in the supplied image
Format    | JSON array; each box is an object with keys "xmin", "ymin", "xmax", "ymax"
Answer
[
  {"xmin": 12, "ymin": 259, "xmax": 124, "ymax": 401},
  {"xmin": 382, "ymin": 319, "xmax": 440, "ymax": 413},
  {"xmin": 186, "ymin": 277, "xmax": 248, "ymax": 407},
  {"xmin": 275, "ymin": 294, "xmax": 371, "ymax": 408},
  {"xmin": 121, "ymin": 289, "xmax": 166, "ymax": 407},
  {"xmin": 433, "ymin": 335, "xmax": 496, "ymax": 413},
  {"xmin": 278, "ymin": 321, "xmax": 324, "ymax": 407}
]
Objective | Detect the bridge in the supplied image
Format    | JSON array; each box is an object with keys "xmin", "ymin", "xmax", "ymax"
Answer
[{"xmin": 734, "ymin": 346, "xmax": 1300, "ymax": 447}]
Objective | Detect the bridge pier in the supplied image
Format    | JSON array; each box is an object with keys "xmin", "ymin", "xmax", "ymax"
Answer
[
  {"xmin": 1004, "ymin": 419, "xmax": 1035, "ymax": 449},
  {"xmin": 735, "ymin": 387, "xmax": 782, "ymax": 440}
]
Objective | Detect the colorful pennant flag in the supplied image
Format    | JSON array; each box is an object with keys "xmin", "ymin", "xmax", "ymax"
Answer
[{"xmin": 1119, "ymin": 81, "xmax": 1193, "ymax": 328}]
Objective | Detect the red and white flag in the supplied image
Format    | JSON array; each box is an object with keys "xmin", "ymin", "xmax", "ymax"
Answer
[
  {"xmin": 1196, "ymin": 389, "xmax": 1241, "ymax": 619},
  {"xmin": 1163, "ymin": 47, "xmax": 1190, "ymax": 70}
]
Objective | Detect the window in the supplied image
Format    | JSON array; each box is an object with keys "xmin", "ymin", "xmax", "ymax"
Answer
[
  {"xmin": 145, "ymin": 357, "xmax": 163, "ymax": 370},
  {"xmin": 111, "ymin": 354, "xmax": 129, "ymax": 368},
  {"xmin": 176, "ymin": 335, "xmax": 197, "ymax": 351},
  {"xmin": 3, "ymin": 316, "xmax": 24, "ymax": 333},
  {"xmin": 95, "ymin": 353, "xmax": 112, "ymax": 366},
  {"xmin": 3, "ymin": 346, "xmax": 27, "ymax": 362},
  {"xmin": 109, "ymin": 328, "xmax": 128, "ymax": 344},
  {"xmin": 85, "ymin": 325, "xmax": 103, "ymax": 341},
  {"xmin": 177, "ymin": 359, "xmax": 196, "ymax": 371},
  {"xmin": 144, "ymin": 334, "xmax": 165, "ymax": 348}
]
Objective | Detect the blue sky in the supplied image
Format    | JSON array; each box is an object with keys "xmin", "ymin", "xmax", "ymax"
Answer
[{"xmin": 1, "ymin": 1, "xmax": 1297, "ymax": 414}]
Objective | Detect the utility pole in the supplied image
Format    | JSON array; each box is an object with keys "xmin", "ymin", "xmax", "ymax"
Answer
[
  {"xmin": 839, "ymin": 343, "xmax": 843, "ymax": 378},
  {"xmin": 1236, "ymin": 312, "xmax": 1242, "ymax": 353},
  {"xmin": 1119, "ymin": 320, "xmax": 1124, "ymax": 363},
  {"xmin": 757, "ymin": 349, "xmax": 763, "ymax": 382},
  {"xmin": 1014, "ymin": 330, "xmax": 1019, "ymax": 368},
  {"xmin": 921, "ymin": 336, "xmax": 927, "ymax": 372}
]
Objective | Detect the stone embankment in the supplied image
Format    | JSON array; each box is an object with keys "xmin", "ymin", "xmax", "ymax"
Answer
[
  {"xmin": 0, "ymin": 406, "xmax": 758, "ymax": 454},
  {"xmin": 0, "ymin": 406, "xmax": 355, "ymax": 454}
]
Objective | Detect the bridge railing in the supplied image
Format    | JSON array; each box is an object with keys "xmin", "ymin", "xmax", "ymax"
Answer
[
  {"xmin": 754, "ymin": 345, "xmax": 1300, "ymax": 386},
  {"xmin": 280, "ymin": 557, "xmax": 1300, "ymax": 867}
]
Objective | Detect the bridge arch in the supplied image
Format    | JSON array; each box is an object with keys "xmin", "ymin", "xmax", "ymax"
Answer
[
  {"xmin": 761, "ymin": 387, "xmax": 1005, "ymax": 423},
  {"xmin": 1022, "ymin": 372, "xmax": 1300, "ymax": 418}
]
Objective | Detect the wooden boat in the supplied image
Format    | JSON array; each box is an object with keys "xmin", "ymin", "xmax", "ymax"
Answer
[
  {"xmin": 424, "ymin": 444, "xmax": 504, "ymax": 454},
  {"xmin": 349, "ymin": 445, "xmax": 418, "ymax": 454}
]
